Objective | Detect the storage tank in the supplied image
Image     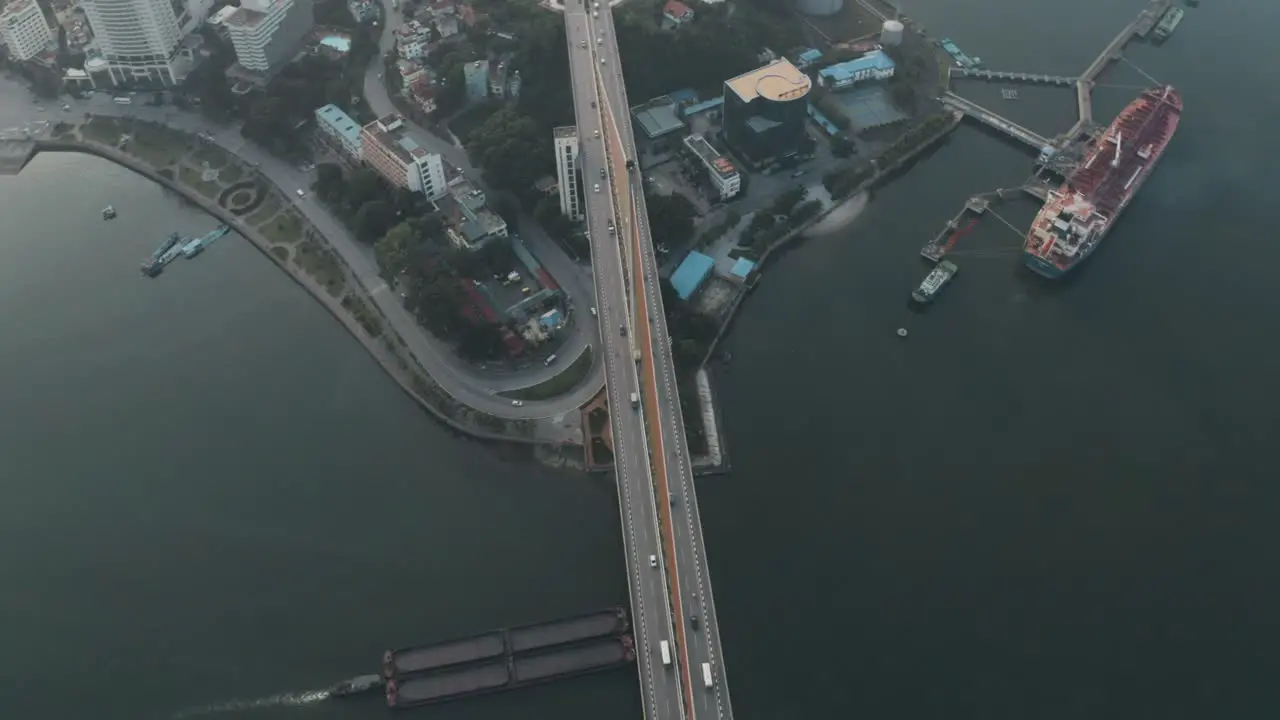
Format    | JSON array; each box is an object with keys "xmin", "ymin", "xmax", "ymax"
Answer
[
  {"xmin": 880, "ymin": 19, "xmax": 905, "ymax": 46},
  {"xmin": 795, "ymin": 0, "xmax": 842, "ymax": 18}
]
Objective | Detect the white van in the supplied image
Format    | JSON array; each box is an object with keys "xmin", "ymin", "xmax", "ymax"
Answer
[
  {"xmin": 702, "ymin": 662, "xmax": 713, "ymax": 688},
  {"xmin": 545, "ymin": 354, "xmax": 557, "ymax": 367},
  {"xmin": 659, "ymin": 640, "xmax": 671, "ymax": 666}
]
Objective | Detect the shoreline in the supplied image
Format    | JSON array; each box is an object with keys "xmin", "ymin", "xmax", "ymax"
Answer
[{"xmin": 34, "ymin": 139, "xmax": 547, "ymax": 448}]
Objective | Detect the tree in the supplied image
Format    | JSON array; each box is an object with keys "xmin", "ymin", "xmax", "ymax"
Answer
[
  {"xmin": 314, "ymin": 163, "xmax": 345, "ymax": 200},
  {"xmin": 342, "ymin": 168, "xmax": 385, "ymax": 211},
  {"xmin": 355, "ymin": 200, "xmax": 394, "ymax": 243},
  {"xmin": 644, "ymin": 191, "xmax": 697, "ymax": 248},
  {"xmin": 376, "ymin": 221, "xmax": 416, "ymax": 278},
  {"xmin": 465, "ymin": 107, "xmax": 553, "ymax": 202}
]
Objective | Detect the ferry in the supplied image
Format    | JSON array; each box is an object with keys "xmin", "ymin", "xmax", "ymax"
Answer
[
  {"xmin": 141, "ymin": 232, "xmax": 182, "ymax": 277},
  {"xmin": 912, "ymin": 260, "xmax": 958, "ymax": 303},
  {"xmin": 181, "ymin": 224, "xmax": 231, "ymax": 258}
]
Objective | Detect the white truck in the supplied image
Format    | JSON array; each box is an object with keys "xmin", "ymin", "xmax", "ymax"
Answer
[
  {"xmin": 659, "ymin": 640, "xmax": 671, "ymax": 666},
  {"xmin": 629, "ymin": 392, "xmax": 639, "ymax": 408},
  {"xmin": 702, "ymin": 662, "xmax": 713, "ymax": 688}
]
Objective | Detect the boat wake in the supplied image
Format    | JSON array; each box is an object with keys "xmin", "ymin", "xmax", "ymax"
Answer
[{"xmin": 170, "ymin": 688, "xmax": 331, "ymax": 718}]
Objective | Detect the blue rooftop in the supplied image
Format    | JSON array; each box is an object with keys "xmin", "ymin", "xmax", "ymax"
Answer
[
  {"xmin": 818, "ymin": 50, "xmax": 896, "ymax": 86},
  {"xmin": 671, "ymin": 251, "xmax": 715, "ymax": 300},
  {"xmin": 682, "ymin": 97, "xmax": 724, "ymax": 118},
  {"xmin": 315, "ymin": 104, "xmax": 362, "ymax": 147},
  {"xmin": 796, "ymin": 48, "xmax": 823, "ymax": 66},
  {"xmin": 668, "ymin": 87, "xmax": 699, "ymax": 105},
  {"xmin": 730, "ymin": 257, "xmax": 757, "ymax": 279}
]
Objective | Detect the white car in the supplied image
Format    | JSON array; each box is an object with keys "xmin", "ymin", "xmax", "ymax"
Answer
[
  {"xmin": 590, "ymin": 306, "xmax": 597, "ymax": 317},
  {"xmin": 649, "ymin": 554, "xmax": 657, "ymax": 568},
  {"xmin": 594, "ymin": 129, "xmax": 600, "ymax": 138},
  {"xmin": 511, "ymin": 400, "xmax": 524, "ymax": 407},
  {"xmin": 295, "ymin": 189, "xmax": 306, "ymax": 198},
  {"xmin": 593, "ymin": 183, "xmax": 600, "ymax": 193}
]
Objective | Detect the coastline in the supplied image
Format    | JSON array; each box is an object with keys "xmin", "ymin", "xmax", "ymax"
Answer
[{"xmin": 34, "ymin": 139, "xmax": 545, "ymax": 447}]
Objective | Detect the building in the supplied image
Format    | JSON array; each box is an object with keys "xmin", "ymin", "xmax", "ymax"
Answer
[
  {"xmin": 463, "ymin": 59, "xmax": 489, "ymax": 101},
  {"xmin": 80, "ymin": 0, "xmax": 189, "ymax": 85},
  {"xmin": 0, "ymin": 0, "xmax": 54, "ymax": 62},
  {"xmin": 631, "ymin": 95, "xmax": 685, "ymax": 142},
  {"xmin": 553, "ymin": 126, "xmax": 582, "ymax": 220},
  {"xmin": 661, "ymin": 0, "xmax": 693, "ymax": 28},
  {"xmin": 507, "ymin": 69, "xmax": 522, "ymax": 99},
  {"xmin": 314, "ymin": 103, "xmax": 363, "ymax": 163},
  {"xmin": 722, "ymin": 58, "xmax": 812, "ymax": 165},
  {"xmin": 682, "ymin": 134, "xmax": 740, "ymax": 200},
  {"xmin": 670, "ymin": 251, "xmax": 715, "ymax": 300},
  {"xmin": 438, "ymin": 176, "xmax": 508, "ymax": 250},
  {"xmin": 360, "ymin": 113, "xmax": 448, "ymax": 199},
  {"xmin": 489, "ymin": 59, "xmax": 508, "ymax": 99},
  {"xmin": 793, "ymin": 47, "xmax": 823, "ymax": 69},
  {"xmin": 347, "ymin": 0, "xmax": 377, "ymax": 22},
  {"xmin": 817, "ymin": 49, "xmax": 895, "ymax": 90},
  {"xmin": 224, "ymin": 0, "xmax": 313, "ymax": 76}
]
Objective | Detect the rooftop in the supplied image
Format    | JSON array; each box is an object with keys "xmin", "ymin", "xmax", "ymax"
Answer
[
  {"xmin": 663, "ymin": 0, "xmax": 693, "ymax": 19},
  {"xmin": 363, "ymin": 113, "xmax": 434, "ymax": 164},
  {"xmin": 725, "ymin": 58, "xmax": 811, "ymax": 104},
  {"xmin": 439, "ymin": 177, "xmax": 506, "ymax": 244},
  {"xmin": 553, "ymin": 125, "xmax": 578, "ymax": 139},
  {"xmin": 683, "ymin": 134, "xmax": 736, "ymax": 178},
  {"xmin": 1, "ymin": 0, "xmax": 40, "ymax": 18},
  {"xmin": 730, "ymin": 257, "xmax": 756, "ymax": 280},
  {"xmin": 316, "ymin": 104, "xmax": 363, "ymax": 147},
  {"xmin": 631, "ymin": 96, "xmax": 684, "ymax": 139},
  {"xmin": 671, "ymin": 251, "xmax": 715, "ymax": 300}
]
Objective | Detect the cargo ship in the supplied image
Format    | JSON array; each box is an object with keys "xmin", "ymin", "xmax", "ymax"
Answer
[
  {"xmin": 912, "ymin": 260, "xmax": 958, "ymax": 304},
  {"xmin": 141, "ymin": 232, "xmax": 182, "ymax": 277},
  {"xmin": 1023, "ymin": 86, "xmax": 1181, "ymax": 278},
  {"xmin": 1152, "ymin": 6, "xmax": 1184, "ymax": 40}
]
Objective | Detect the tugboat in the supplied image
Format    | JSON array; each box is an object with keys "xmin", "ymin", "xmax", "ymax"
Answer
[
  {"xmin": 328, "ymin": 674, "xmax": 384, "ymax": 698},
  {"xmin": 911, "ymin": 260, "xmax": 958, "ymax": 304},
  {"xmin": 102, "ymin": 205, "xmax": 116, "ymax": 220}
]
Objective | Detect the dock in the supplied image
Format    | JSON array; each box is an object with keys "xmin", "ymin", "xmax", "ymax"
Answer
[
  {"xmin": 920, "ymin": 179, "xmax": 1052, "ymax": 262},
  {"xmin": 950, "ymin": 68, "xmax": 1077, "ymax": 86},
  {"xmin": 938, "ymin": 92, "xmax": 1052, "ymax": 149},
  {"xmin": 1070, "ymin": 0, "xmax": 1174, "ymax": 137}
]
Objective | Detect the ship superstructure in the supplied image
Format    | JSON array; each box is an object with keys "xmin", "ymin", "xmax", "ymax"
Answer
[{"xmin": 1024, "ymin": 86, "xmax": 1182, "ymax": 277}]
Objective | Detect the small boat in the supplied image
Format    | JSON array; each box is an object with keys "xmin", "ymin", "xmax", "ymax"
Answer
[
  {"xmin": 328, "ymin": 674, "xmax": 384, "ymax": 698},
  {"xmin": 912, "ymin": 260, "xmax": 958, "ymax": 304},
  {"xmin": 102, "ymin": 205, "xmax": 116, "ymax": 219}
]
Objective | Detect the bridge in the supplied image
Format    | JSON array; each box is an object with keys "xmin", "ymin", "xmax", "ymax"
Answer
[
  {"xmin": 564, "ymin": 3, "xmax": 734, "ymax": 720},
  {"xmin": 950, "ymin": 67, "xmax": 1078, "ymax": 86},
  {"xmin": 939, "ymin": 92, "xmax": 1052, "ymax": 150}
]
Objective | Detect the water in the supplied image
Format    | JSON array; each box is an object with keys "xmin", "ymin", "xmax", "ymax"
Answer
[
  {"xmin": 3, "ymin": 1, "xmax": 1279, "ymax": 718},
  {"xmin": 706, "ymin": 0, "xmax": 1280, "ymax": 717},
  {"xmin": 0, "ymin": 153, "xmax": 635, "ymax": 719}
]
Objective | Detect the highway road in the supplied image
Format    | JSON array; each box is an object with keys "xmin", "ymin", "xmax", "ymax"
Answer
[
  {"xmin": 0, "ymin": 79, "xmax": 597, "ymax": 429},
  {"xmin": 565, "ymin": 8, "xmax": 683, "ymax": 720},
  {"xmin": 584, "ymin": 5, "xmax": 736, "ymax": 719}
]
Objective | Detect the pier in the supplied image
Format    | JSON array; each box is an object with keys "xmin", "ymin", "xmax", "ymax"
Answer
[
  {"xmin": 939, "ymin": 92, "xmax": 1052, "ymax": 149},
  {"xmin": 951, "ymin": 68, "xmax": 1077, "ymax": 86},
  {"xmin": 1071, "ymin": 0, "xmax": 1174, "ymax": 137},
  {"xmin": 920, "ymin": 178, "xmax": 1053, "ymax": 262}
]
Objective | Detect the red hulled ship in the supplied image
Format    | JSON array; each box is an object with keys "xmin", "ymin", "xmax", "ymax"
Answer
[{"xmin": 1023, "ymin": 86, "xmax": 1182, "ymax": 278}]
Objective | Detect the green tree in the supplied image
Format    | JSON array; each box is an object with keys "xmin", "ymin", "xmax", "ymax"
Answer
[
  {"xmin": 314, "ymin": 163, "xmax": 345, "ymax": 200},
  {"xmin": 355, "ymin": 200, "xmax": 394, "ymax": 243},
  {"xmin": 376, "ymin": 221, "xmax": 416, "ymax": 278}
]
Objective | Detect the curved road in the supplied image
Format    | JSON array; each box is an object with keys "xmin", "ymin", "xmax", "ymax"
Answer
[{"xmin": 0, "ymin": 77, "xmax": 601, "ymax": 425}]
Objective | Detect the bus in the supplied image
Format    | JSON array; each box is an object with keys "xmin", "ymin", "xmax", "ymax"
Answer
[
  {"xmin": 113, "ymin": 97, "xmax": 132, "ymax": 105},
  {"xmin": 701, "ymin": 662, "xmax": 713, "ymax": 689},
  {"xmin": 659, "ymin": 640, "xmax": 671, "ymax": 666}
]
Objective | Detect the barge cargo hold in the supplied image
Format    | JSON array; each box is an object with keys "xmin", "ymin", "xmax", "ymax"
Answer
[
  {"xmin": 385, "ymin": 636, "xmax": 635, "ymax": 710},
  {"xmin": 382, "ymin": 606, "xmax": 629, "ymax": 680},
  {"xmin": 1152, "ymin": 6, "xmax": 1184, "ymax": 40}
]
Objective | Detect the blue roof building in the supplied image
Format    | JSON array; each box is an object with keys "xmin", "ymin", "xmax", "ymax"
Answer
[
  {"xmin": 730, "ymin": 257, "xmax": 757, "ymax": 281},
  {"xmin": 795, "ymin": 48, "xmax": 824, "ymax": 69},
  {"xmin": 314, "ymin": 104, "xmax": 363, "ymax": 160},
  {"xmin": 671, "ymin": 251, "xmax": 716, "ymax": 300},
  {"xmin": 817, "ymin": 50, "xmax": 896, "ymax": 91}
]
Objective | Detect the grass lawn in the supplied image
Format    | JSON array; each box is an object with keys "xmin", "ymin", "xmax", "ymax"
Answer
[
  {"xmin": 294, "ymin": 240, "xmax": 346, "ymax": 296},
  {"xmin": 178, "ymin": 164, "xmax": 220, "ymax": 198},
  {"xmin": 501, "ymin": 345, "xmax": 594, "ymax": 401},
  {"xmin": 81, "ymin": 117, "xmax": 124, "ymax": 146},
  {"xmin": 246, "ymin": 193, "xmax": 282, "ymax": 227},
  {"xmin": 219, "ymin": 164, "xmax": 244, "ymax": 184},
  {"xmin": 192, "ymin": 143, "xmax": 231, "ymax": 169},
  {"xmin": 341, "ymin": 293, "xmax": 383, "ymax": 337},
  {"xmin": 269, "ymin": 245, "xmax": 291, "ymax": 262},
  {"xmin": 129, "ymin": 126, "xmax": 188, "ymax": 168},
  {"xmin": 260, "ymin": 211, "xmax": 303, "ymax": 245}
]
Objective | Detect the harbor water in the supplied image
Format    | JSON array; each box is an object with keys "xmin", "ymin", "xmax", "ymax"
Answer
[{"xmin": 2, "ymin": 0, "xmax": 1279, "ymax": 718}]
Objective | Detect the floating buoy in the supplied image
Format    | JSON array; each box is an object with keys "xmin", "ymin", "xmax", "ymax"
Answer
[{"xmin": 897, "ymin": 328, "xmax": 909, "ymax": 338}]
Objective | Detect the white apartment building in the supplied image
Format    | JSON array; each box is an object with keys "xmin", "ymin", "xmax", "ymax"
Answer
[
  {"xmin": 0, "ymin": 0, "xmax": 53, "ymax": 62},
  {"xmin": 80, "ymin": 0, "xmax": 187, "ymax": 85},
  {"xmin": 683, "ymin": 133, "xmax": 741, "ymax": 200},
  {"xmin": 553, "ymin": 126, "xmax": 581, "ymax": 221},
  {"xmin": 225, "ymin": 0, "xmax": 312, "ymax": 75},
  {"xmin": 360, "ymin": 114, "xmax": 448, "ymax": 199}
]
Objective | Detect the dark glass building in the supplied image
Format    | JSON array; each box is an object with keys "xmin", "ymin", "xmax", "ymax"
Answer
[{"xmin": 721, "ymin": 59, "xmax": 812, "ymax": 166}]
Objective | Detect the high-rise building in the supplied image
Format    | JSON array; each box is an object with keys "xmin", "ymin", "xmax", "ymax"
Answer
[
  {"xmin": 722, "ymin": 58, "xmax": 812, "ymax": 166},
  {"xmin": 553, "ymin": 126, "xmax": 581, "ymax": 221},
  {"xmin": 360, "ymin": 114, "xmax": 448, "ymax": 199},
  {"xmin": 80, "ymin": 0, "xmax": 187, "ymax": 85},
  {"xmin": 224, "ymin": 0, "xmax": 313, "ymax": 76},
  {"xmin": 0, "ymin": 0, "xmax": 53, "ymax": 62}
]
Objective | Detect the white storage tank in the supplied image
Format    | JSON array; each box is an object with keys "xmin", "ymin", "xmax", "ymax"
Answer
[
  {"xmin": 880, "ymin": 19, "xmax": 905, "ymax": 46},
  {"xmin": 795, "ymin": 0, "xmax": 842, "ymax": 18}
]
